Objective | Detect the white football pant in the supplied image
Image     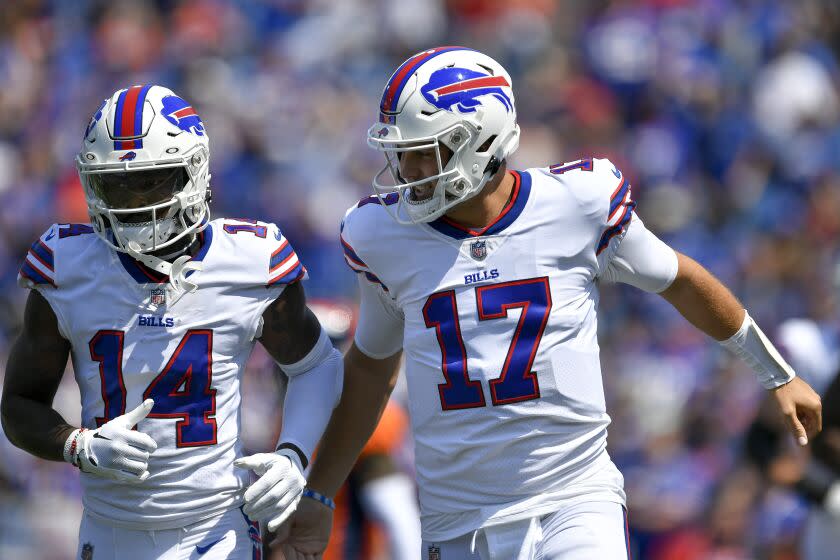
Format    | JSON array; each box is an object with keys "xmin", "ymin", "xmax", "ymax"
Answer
[
  {"xmin": 421, "ymin": 500, "xmax": 631, "ymax": 560},
  {"xmin": 76, "ymin": 506, "xmax": 262, "ymax": 560}
]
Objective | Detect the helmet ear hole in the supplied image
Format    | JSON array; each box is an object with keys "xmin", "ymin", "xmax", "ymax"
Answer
[{"xmin": 476, "ymin": 135, "xmax": 497, "ymax": 153}]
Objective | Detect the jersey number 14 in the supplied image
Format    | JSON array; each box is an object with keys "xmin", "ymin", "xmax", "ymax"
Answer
[
  {"xmin": 424, "ymin": 277, "xmax": 551, "ymax": 411},
  {"xmin": 89, "ymin": 329, "xmax": 216, "ymax": 447}
]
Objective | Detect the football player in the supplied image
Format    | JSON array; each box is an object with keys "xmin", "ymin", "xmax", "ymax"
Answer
[
  {"xmin": 276, "ymin": 47, "xmax": 822, "ymax": 559},
  {"xmin": 0, "ymin": 85, "xmax": 343, "ymax": 560}
]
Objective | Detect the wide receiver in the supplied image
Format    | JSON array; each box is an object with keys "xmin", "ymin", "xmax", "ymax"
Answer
[
  {"xmin": 277, "ymin": 47, "xmax": 821, "ymax": 559},
  {"xmin": 0, "ymin": 85, "xmax": 343, "ymax": 559}
]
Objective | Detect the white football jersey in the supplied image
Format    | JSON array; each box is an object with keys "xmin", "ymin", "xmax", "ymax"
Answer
[
  {"xmin": 18, "ymin": 218, "xmax": 305, "ymax": 530},
  {"xmin": 342, "ymin": 158, "xmax": 633, "ymax": 541}
]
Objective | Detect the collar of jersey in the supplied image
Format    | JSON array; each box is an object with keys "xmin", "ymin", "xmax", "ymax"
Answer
[
  {"xmin": 426, "ymin": 170, "xmax": 531, "ymax": 240},
  {"xmin": 116, "ymin": 223, "xmax": 214, "ymax": 284}
]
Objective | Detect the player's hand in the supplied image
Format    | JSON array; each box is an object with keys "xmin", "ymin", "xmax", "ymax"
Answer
[
  {"xmin": 69, "ymin": 399, "xmax": 158, "ymax": 483},
  {"xmin": 235, "ymin": 449, "xmax": 305, "ymax": 532},
  {"xmin": 270, "ymin": 496, "xmax": 333, "ymax": 560},
  {"xmin": 771, "ymin": 376, "xmax": 822, "ymax": 446}
]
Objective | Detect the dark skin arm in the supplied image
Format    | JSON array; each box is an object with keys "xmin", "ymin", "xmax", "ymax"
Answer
[
  {"xmin": 1, "ymin": 290, "xmax": 73, "ymax": 461},
  {"xmin": 257, "ymin": 281, "xmax": 322, "ymax": 365}
]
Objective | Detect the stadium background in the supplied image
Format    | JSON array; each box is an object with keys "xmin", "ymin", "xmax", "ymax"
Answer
[{"xmin": 1, "ymin": 0, "xmax": 840, "ymax": 558}]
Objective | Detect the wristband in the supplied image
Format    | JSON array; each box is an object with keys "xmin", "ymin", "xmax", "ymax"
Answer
[
  {"xmin": 275, "ymin": 442, "xmax": 308, "ymax": 470},
  {"xmin": 302, "ymin": 488, "xmax": 335, "ymax": 510},
  {"xmin": 719, "ymin": 311, "xmax": 796, "ymax": 389},
  {"xmin": 63, "ymin": 428, "xmax": 85, "ymax": 467}
]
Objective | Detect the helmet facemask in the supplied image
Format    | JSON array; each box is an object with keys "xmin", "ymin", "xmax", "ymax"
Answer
[
  {"xmin": 78, "ymin": 146, "xmax": 210, "ymax": 258},
  {"xmin": 368, "ymin": 121, "xmax": 493, "ymax": 224}
]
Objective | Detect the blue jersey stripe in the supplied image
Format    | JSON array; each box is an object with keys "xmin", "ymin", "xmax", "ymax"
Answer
[
  {"xmin": 597, "ymin": 201, "xmax": 636, "ymax": 255},
  {"xmin": 608, "ymin": 179, "xmax": 630, "ymax": 218},
  {"xmin": 20, "ymin": 260, "xmax": 55, "ymax": 287},
  {"xmin": 30, "ymin": 240, "xmax": 54, "ymax": 270},
  {"xmin": 270, "ymin": 242, "xmax": 294, "ymax": 271},
  {"xmin": 341, "ymin": 237, "xmax": 368, "ymax": 268}
]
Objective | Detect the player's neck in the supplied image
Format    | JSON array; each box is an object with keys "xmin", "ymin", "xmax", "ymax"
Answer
[
  {"xmin": 443, "ymin": 168, "xmax": 515, "ymax": 230},
  {"xmin": 147, "ymin": 234, "xmax": 201, "ymax": 262}
]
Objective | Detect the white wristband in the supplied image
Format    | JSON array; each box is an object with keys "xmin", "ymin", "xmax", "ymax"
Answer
[{"xmin": 719, "ymin": 311, "xmax": 796, "ymax": 390}]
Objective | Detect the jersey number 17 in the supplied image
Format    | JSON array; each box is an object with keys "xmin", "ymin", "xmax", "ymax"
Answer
[{"xmin": 424, "ymin": 277, "xmax": 551, "ymax": 411}]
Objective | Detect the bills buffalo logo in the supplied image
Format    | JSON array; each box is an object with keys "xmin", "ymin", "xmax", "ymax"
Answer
[
  {"xmin": 161, "ymin": 95, "xmax": 205, "ymax": 136},
  {"xmin": 84, "ymin": 100, "xmax": 107, "ymax": 140},
  {"xmin": 421, "ymin": 67, "xmax": 512, "ymax": 114},
  {"xmin": 119, "ymin": 151, "xmax": 137, "ymax": 161}
]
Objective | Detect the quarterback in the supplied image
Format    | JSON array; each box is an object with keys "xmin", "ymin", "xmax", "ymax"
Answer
[
  {"xmin": 0, "ymin": 86, "xmax": 343, "ymax": 559},
  {"xmin": 285, "ymin": 47, "xmax": 821, "ymax": 559}
]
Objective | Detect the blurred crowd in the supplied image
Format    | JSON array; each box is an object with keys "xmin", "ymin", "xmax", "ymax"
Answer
[{"xmin": 1, "ymin": 0, "xmax": 840, "ymax": 558}]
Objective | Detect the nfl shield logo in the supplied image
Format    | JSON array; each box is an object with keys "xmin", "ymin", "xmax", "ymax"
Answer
[
  {"xmin": 150, "ymin": 288, "xmax": 166, "ymax": 306},
  {"xmin": 470, "ymin": 240, "xmax": 487, "ymax": 261},
  {"xmin": 81, "ymin": 543, "xmax": 94, "ymax": 560},
  {"xmin": 428, "ymin": 545, "xmax": 441, "ymax": 560}
]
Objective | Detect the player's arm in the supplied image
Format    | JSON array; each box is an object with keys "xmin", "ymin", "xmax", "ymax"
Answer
[
  {"xmin": 275, "ymin": 278, "xmax": 403, "ymax": 555},
  {"xmin": 1, "ymin": 290, "xmax": 73, "ymax": 460},
  {"xmin": 237, "ymin": 280, "xmax": 343, "ymax": 531},
  {"xmin": 2, "ymin": 291, "xmax": 157, "ymax": 481},
  {"xmin": 602, "ymin": 216, "xmax": 822, "ymax": 445},
  {"xmin": 307, "ymin": 342, "xmax": 402, "ymax": 498}
]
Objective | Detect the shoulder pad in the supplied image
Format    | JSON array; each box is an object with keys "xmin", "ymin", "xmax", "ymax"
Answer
[
  {"xmin": 18, "ymin": 224, "xmax": 63, "ymax": 288},
  {"xmin": 216, "ymin": 218, "xmax": 306, "ymax": 287}
]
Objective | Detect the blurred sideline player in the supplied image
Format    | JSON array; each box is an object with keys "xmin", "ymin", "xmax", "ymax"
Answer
[
  {"xmin": 0, "ymin": 85, "xmax": 343, "ymax": 559},
  {"xmin": 750, "ymin": 319, "xmax": 840, "ymax": 560},
  {"xmin": 270, "ymin": 300, "xmax": 420, "ymax": 560},
  {"xmin": 281, "ymin": 46, "xmax": 820, "ymax": 559}
]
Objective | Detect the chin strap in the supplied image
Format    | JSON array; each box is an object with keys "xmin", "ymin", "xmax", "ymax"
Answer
[{"xmin": 126, "ymin": 243, "xmax": 203, "ymax": 296}]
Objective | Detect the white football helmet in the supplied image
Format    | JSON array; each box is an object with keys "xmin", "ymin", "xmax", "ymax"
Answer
[
  {"xmin": 367, "ymin": 47, "xmax": 520, "ymax": 224},
  {"xmin": 76, "ymin": 85, "xmax": 210, "ymax": 280}
]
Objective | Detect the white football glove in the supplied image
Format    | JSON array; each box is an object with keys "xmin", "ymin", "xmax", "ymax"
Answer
[
  {"xmin": 235, "ymin": 448, "xmax": 305, "ymax": 531},
  {"xmin": 64, "ymin": 399, "xmax": 158, "ymax": 483}
]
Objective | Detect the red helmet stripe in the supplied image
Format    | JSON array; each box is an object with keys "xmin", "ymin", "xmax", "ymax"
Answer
[
  {"xmin": 432, "ymin": 75, "xmax": 510, "ymax": 97},
  {"xmin": 379, "ymin": 46, "xmax": 471, "ymax": 115}
]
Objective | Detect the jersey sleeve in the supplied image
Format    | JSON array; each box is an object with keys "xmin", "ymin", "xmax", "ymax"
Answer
[
  {"xmin": 600, "ymin": 213, "xmax": 678, "ymax": 292},
  {"xmin": 218, "ymin": 219, "xmax": 307, "ymax": 341},
  {"xmin": 340, "ymin": 206, "xmax": 391, "ymax": 295},
  {"xmin": 266, "ymin": 223, "xmax": 307, "ymax": 287},
  {"xmin": 340, "ymin": 204, "xmax": 404, "ymax": 358},
  {"xmin": 592, "ymin": 158, "xmax": 635, "ymax": 261},
  {"xmin": 545, "ymin": 157, "xmax": 637, "ymax": 272},
  {"xmin": 354, "ymin": 276, "xmax": 405, "ymax": 358},
  {"xmin": 18, "ymin": 224, "xmax": 58, "ymax": 290},
  {"xmin": 17, "ymin": 224, "xmax": 73, "ymax": 339}
]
